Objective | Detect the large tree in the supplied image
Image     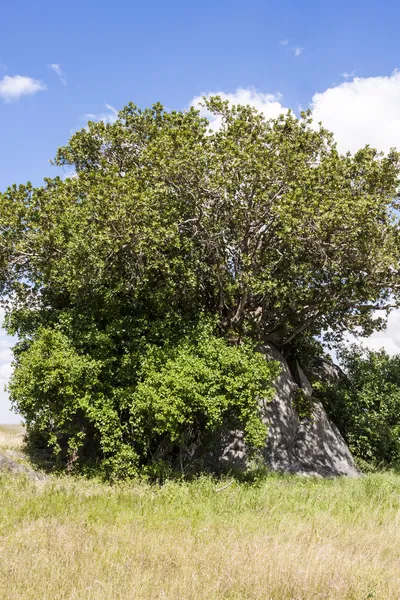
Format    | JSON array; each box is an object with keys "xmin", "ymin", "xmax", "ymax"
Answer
[{"xmin": 1, "ymin": 98, "xmax": 400, "ymax": 476}]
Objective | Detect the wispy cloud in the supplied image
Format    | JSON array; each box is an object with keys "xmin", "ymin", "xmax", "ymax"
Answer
[
  {"xmin": 279, "ymin": 40, "xmax": 304, "ymax": 57},
  {"xmin": 48, "ymin": 63, "xmax": 67, "ymax": 86},
  {"xmin": 0, "ymin": 75, "xmax": 46, "ymax": 102},
  {"xmin": 292, "ymin": 46, "xmax": 303, "ymax": 57},
  {"xmin": 85, "ymin": 103, "xmax": 119, "ymax": 124},
  {"xmin": 341, "ymin": 70, "xmax": 356, "ymax": 80}
]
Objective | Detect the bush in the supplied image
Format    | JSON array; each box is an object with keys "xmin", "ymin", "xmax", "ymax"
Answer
[
  {"xmin": 8, "ymin": 322, "xmax": 279, "ymax": 479},
  {"xmin": 321, "ymin": 345, "xmax": 400, "ymax": 469}
]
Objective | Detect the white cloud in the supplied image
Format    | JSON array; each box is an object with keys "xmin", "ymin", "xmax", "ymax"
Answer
[
  {"xmin": 85, "ymin": 103, "xmax": 118, "ymax": 124},
  {"xmin": 0, "ymin": 308, "xmax": 18, "ymax": 423},
  {"xmin": 292, "ymin": 46, "xmax": 303, "ymax": 57},
  {"xmin": 344, "ymin": 311, "xmax": 400, "ymax": 356},
  {"xmin": 48, "ymin": 63, "xmax": 67, "ymax": 86},
  {"xmin": 278, "ymin": 40, "xmax": 303, "ymax": 56},
  {"xmin": 311, "ymin": 70, "xmax": 400, "ymax": 154},
  {"xmin": 191, "ymin": 88, "xmax": 289, "ymax": 131},
  {"xmin": 0, "ymin": 361, "xmax": 12, "ymax": 381},
  {"xmin": 0, "ymin": 340, "xmax": 12, "ymax": 363},
  {"xmin": 0, "ymin": 74, "xmax": 46, "ymax": 102}
]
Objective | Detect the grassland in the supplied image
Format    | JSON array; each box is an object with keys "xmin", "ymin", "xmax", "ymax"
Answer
[
  {"xmin": 1, "ymin": 425, "xmax": 400, "ymax": 600},
  {"xmin": 0, "ymin": 423, "xmax": 25, "ymax": 448}
]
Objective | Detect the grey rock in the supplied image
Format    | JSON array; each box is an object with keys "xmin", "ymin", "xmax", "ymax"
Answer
[
  {"xmin": 313, "ymin": 357, "xmax": 345, "ymax": 384},
  {"xmin": 292, "ymin": 401, "xmax": 359, "ymax": 477},
  {"xmin": 219, "ymin": 344, "xmax": 360, "ymax": 478},
  {"xmin": 0, "ymin": 452, "xmax": 46, "ymax": 482},
  {"xmin": 262, "ymin": 344, "xmax": 359, "ymax": 477}
]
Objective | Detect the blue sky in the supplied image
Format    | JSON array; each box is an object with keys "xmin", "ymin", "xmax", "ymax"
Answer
[{"xmin": 2, "ymin": 0, "xmax": 400, "ymax": 421}]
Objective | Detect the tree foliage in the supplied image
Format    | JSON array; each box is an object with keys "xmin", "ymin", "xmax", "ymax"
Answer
[
  {"xmin": 2, "ymin": 99, "xmax": 400, "ymax": 345},
  {"xmin": 320, "ymin": 345, "xmax": 400, "ymax": 469},
  {"xmin": 2, "ymin": 97, "xmax": 400, "ymax": 476},
  {"xmin": 8, "ymin": 321, "xmax": 278, "ymax": 478}
]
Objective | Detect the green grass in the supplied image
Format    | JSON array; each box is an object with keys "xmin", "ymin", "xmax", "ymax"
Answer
[{"xmin": 1, "ymin": 429, "xmax": 400, "ymax": 599}]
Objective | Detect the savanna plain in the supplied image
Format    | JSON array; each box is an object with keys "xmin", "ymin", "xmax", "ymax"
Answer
[{"xmin": 1, "ymin": 425, "xmax": 400, "ymax": 600}]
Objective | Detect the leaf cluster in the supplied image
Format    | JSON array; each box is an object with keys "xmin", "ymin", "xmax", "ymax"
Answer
[
  {"xmin": 8, "ymin": 320, "xmax": 278, "ymax": 478},
  {"xmin": 319, "ymin": 345, "xmax": 400, "ymax": 469}
]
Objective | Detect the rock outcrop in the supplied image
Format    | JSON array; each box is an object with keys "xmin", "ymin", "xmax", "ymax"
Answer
[
  {"xmin": 312, "ymin": 356, "xmax": 345, "ymax": 384},
  {"xmin": 220, "ymin": 344, "xmax": 360, "ymax": 478},
  {"xmin": 0, "ymin": 451, "xmax": 46, "ymax": 482}
]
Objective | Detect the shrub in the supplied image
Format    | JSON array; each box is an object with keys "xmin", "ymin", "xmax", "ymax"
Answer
[
  {"xmin": 321, "ymin": 345, "xmax": 400, "ymax": 469},
  {"xmin": 8, "ymin": 322, "xmax": 279, "ymax": 479}
]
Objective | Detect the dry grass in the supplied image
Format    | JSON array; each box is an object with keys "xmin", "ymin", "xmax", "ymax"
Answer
[
  {"xmin": 1, "ymin": 426, "xmax": 400, "ymax": 599},
  {"xmin": 0, "ymin": 424, "xmax": 25, "ymax": 450}
]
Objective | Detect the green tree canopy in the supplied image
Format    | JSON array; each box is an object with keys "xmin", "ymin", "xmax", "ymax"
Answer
[{"xmin": 2, "ymin": 99, "xmax": 400, "ymax": 346}]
